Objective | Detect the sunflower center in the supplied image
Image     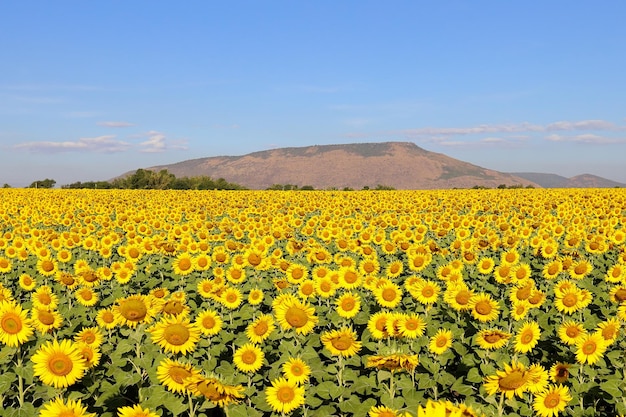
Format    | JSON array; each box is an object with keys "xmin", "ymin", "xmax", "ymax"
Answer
[
  {"xmin": 390, "ymin": 264, "xmax": 400, "ymax": 274},
  {"xmin": 363, "ymin": 262, "xmax": 375, "ymax": 273},
  {"xmin": 499, "ymin": 370, "xmax": 526, "ymax": 390},
  {"xmin": 198, "ymin": 380, "xmax": 222, "ymax": 399},
  {"xmin": 556, "ymin": 367, "xmax": 569, "ymax": 378},
  {"xmin": 80, "ymin": 290, "xmax": 93, "ymax": 301},
  {"xmin": 285, "ymin": 307, "xmax": 308, "ymax": 328},
  {"xmin": 119, "ymin": 299, "xmax": 148, "ymax": 322},
  {"xmin": 320, "ymin": 281, "xmax": 331, "ymax": 292},
  {"xmin": 582, "ymin": 341, "xmax": 596, "ymax": 355},
  {"xmin": 38, "ymin": 310, "xmax": 56, "ymax": 325},
  {"xmin": 177, "ymin": 258, "xmax": 192, "ymax": 271},
  {"xmin": 422, "ymin": 287, "xmax": 434, "ymax": 298},
  {"xmin": 241, "ymin": 350, "xmax": 257, "ymax": 365},
  {"xmin": 41, "ymin": 260, "xmax": 54, "ymax": 272},
  {"xmin": 436, "ymin": 336, "xmax": 447, "ymax": 348},
  {"xmin": 1, "ymin": 313, "xmax": 22, "ymax": 334},
  {"xmin": 315, "ymin": 252, "xmax": 326, "ymax": 261},
  {"xmin": 163, "ymin": 324, "xmax": 190, "ymax": 346},
  {"xmin": 202, "ymin": 316, "xmax": 216, "ymax": 329},
  {"xmin": 382, "ymin": 288, "xmax": 397, "ymax": 302},
  {"xmin": 548, "ymin": 264, "xmax": 559, "ymax": 275},
  {"xmin": 344, "ymin": 271, "xmax": 358, "ymax": 284},
  {"xmin": 83, "ymin": 333, "xmax": 96, "ymax": 344},
  {"xmin": 521, "ymin": 331, "xmax": 534, "ymax": 344},
  {"xmin": 574, "ymin": 264, "xmax": 587, "ymax": 275},
  {"xmin": 254, "ymin": 321, "xmax": 268, "ymax": 336},
  {"xmin": 38, "ymin": 293, "xmax": 52, "ymax": 305},
  {"xmin": 565, "ymin": 327, "xmax": 581, "ymax": 338},
  {"xmin": 170, "ymin": 366, "xmax": 192, "ymax": 384},
  {"xmin": 225, "ymin": 293, "xmax": 238, "ymax": 303},
  {"xmin": 101, "ymin": 311, "xmax": 115, "ymax": 324},
  {"xmin": 516, "ymin": 286, "xmax": 531, "ymax": 300},
  {"xmin": 562, "ymin": 293, "xmax": 578, "ymax": 307},
  {"xmin": 455, "ymin": 290, "xmax": 471, "ymax": 305},
  {"xmin": 301, "ymin": 284, "xmax": 314, "ymax": 296},
  {"xmin": 48, "ymin": 353, "xmax": 73, "ymax": 376},
  {"xmin": 602, "ymin": 326, "xmax": 616, "ymax": 340},
  {"xmin": 614, "ymin": 288, "xmax": 626, "ymax": 302},
  {"xmin": 290, "ymin": 364, "xmax": 303, "ymax": 376},
  {"xmin": 248, "ymin": 253, "xmax": 262, "ymax": 266},
  {"xmin": 544, "ymin": 392, "xmax": 561, "ymax": 408},
  {"xmin": 215, "ymin": 253, "xmax": 227, "ymax": 263},
  {"xmin": 82, "ymin": 271, "xmax": 99, "ymax": 283},
  {"xmin": 475, "ymin": 300, "xmax": 492, "ymax": 315},
  {"xmin": 330, "ymin": 335, "xmax": 352, "ymax": 351},
  {"xmin": 484, "ymin": 333, "xmax": 504, "ymax": 343},
  {"xmin": 277, "ymin": 386, "xmax": 295, "ymax": 403},
  {"xmin": 341, "ymin": 299, "xmax": 355, "ymax": 311}
]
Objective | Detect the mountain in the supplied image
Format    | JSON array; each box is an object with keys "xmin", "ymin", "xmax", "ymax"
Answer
[
  {"xmin": 137, "ymin": 142, "xmax": 537, "ymax": 190},
  {"xmin": 512, "ymin": 172, "xmax": 625, "ymax": 188}
]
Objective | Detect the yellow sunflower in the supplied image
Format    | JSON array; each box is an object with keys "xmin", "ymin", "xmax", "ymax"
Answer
[
  {"xmin": 76, "ymin": 342, "xmax": 101, "ymax": 369},
  {"xmin": 172, "ymin": 252, "xmax": 194, "ymax": 276},
  {"xmin": 185, "ymin": 374, "xmax": 244, "ymax": 407},
  {"xmin": 335, "ymin": 291, "xmax": 361, "ymax": 319},
  {"xmin": 0, "ymin": 301, "xmax": 34, "ymax": 347},
  {"xmin": 368, "ymin": 405, "xmax": 401, "ymax": 417},
  {"xmin": 397, "ymin": 313, "xmax": 426, "ymax": 339},
  {"xmin": 96, "ymin": 308, "xmax": 117, "ymax": 329},
  {"xmin": 31, "ymin": 307, "xmax": 63, "ymax": 334},
  {"xmin": 533, "ymin": 384, "xmax": 572, "ymax": 417},
  {"xmin": 37, "ymin": 257, "xmax": 58, "ymax": 277},
  {"xmin": 156, "ymin": 358, "xmax": 200, "ymax": 394},
  {"xmin": 32, "ymin": 285, "xmax": 59, "ymax": 310},
  {"xmin": 220, "ymin": 287, "xmax": 243, "ymax": 310},
  {"xmin": 514, "ymin": 321, "xmax": 541, "ymax": 354},
  {"xmin": 265, "ymin": 377, "xmax": 306, "ymax": 414},
  {"xmin": 282, "ymin": 357, "xmax": 311, "ymax": 384},
  {"xmin": 248, "ymin": 288, "xmax": 264, "ymax": 305},
  {"xmin": 39, "ymin": 396, "xmax": 95, "ymax": 417},
  {"xmin": 18, "ymin": 273, "xmax": 37, "ymax": 291},
  {"xmin": 429, "ymin": 329, "xmax": 453, "ymax": 355},
  {"xmin": 32, "ymin": 339, "xmax": 87, "ymax": 388},
  {"xmin": 246, "ymin": 314, "xmax": 275, "ymax": 344},
  {"xmin": 412, "ymin": 279, "xmax": 440, "ymax": 305},
  {"xmin": 558, "ymin": 320, "xmax": 587, "ymax": 346},
  {"xmin": 367, "ymin": 311, "xmax": 391, "ymax": 339},
  {"xmin": 148, "ymin": 315, "xmax": 200, "ymax": 355},
  {"xmin": 444, "ymin": 284, "xmax": 474, "ymax": 312},
  {"xmin": 475, "ymin": 329, "xmax": 511, "ymax": 350},
  {"xmin": 525, "ymin": 363, "xmax": 549, "ymax": 394},
  {"xmin": 575, "ymin": 333, "xmax": 607, "ymax": 365},
  {"xmin": 74, "ymin": 287, "xmax": 98, "ymax": 307},
  {"xmin": 74, "ymin": 327, "xmax": 103, "ymax": 347},
  {"xmin": 596, "ymin": 318, "xmax": 620, "ymax": 344},
  {"xmin": 195, "ymin": 309, "xmax": 223, "ymax": 337},
  {"xmin": 274, "ymin": 297, "xmax": 318, "ymax": 335},
  {"xmin": 374, "ymin": 282, "xmax": 403, "ymax": 309},
  {"xmin": 469, "ymin": 293, "xmax": 500, "ymax": 323},
  {"xmin": 113, "ymin": 294, "xmax": 156, "ymax": 328},
  {"xmin": 320, "ymin": 327, "xmax": 361, "ymax": 357},
  {"xmin": 116, "ymin": 404, "xmax": 159, "ymax": 417},
  {"xmin": 233, "ymin": 343, "xmax": 265, "ymax": 373},
  {"xmin": 484, "ymin": 361, "xmax": 529, "ymax": 399}
]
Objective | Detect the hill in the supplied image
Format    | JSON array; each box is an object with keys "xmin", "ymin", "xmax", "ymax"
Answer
[
  {"xmin": 512, "ymin": 172, "xmax": 625, "ymax": 188},
  {"xmin": 137, "ymin": 142, "xmax": 536, "ymax": 190}
]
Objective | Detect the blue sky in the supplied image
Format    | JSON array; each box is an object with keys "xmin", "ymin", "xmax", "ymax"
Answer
[{"xmin": 2, "ymin": 1, "xmax": 626, "ymax": 187}]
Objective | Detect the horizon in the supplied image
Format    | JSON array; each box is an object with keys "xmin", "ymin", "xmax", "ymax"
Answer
[{"xmin": 2, "ymin": 1, "xmax": 626, "ymax": 187}]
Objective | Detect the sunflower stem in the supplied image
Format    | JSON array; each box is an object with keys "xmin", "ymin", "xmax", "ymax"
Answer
[
  {"xmin": 16, "ymin": 354, "xmax": 25, "ymax": 408},
  {"xmin": 497, "ymin": 391, "xmax": 505, "ymax": 417},
  {"xmin": 578, "ymin": 363, "xmax": 585, "ymax": 411},
  {"xmin": 187, "ymin": 391, "xmax": 196, "ymax": 417}
]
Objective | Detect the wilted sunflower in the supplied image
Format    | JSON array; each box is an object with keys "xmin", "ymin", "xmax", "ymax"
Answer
[
  {"xmin": 514, "ymin": 321, "xmax": 541, "ymax": 354},
  {"xmin": 265, "ymin": 377, "xmax": 305, "ymax": 414},
  {"xmin": 233, "ymin": 343, "xmax": 264, "ymax": 373},
  {"xmin": 549, "ymin": 363, "xmax": 571, "ymax": 384},
  {"xmin": 0, "ymin": 301, "xmax": 34, "ymax": 347},
  {"xmin": 429, "ymin": 329, "xmax": 453, "ymax": 355},
  {"xmin": 475, "ymin": 329, "xmax": 511, "ymax": 350},
  {"xmin": 469, "ymin": 293, "xmax": 500, "ymax": 323},
  {"xmin": 116, "ymin": 404, "xmax": 160, "ymax": 417},
  {"xmin": 533, "ymin": 384, "xmax": 572, "ymax": 417},
  {"xmin": 156, "ymin": 358, "xmax": 200, "ymax": 394},
  {"xmin": 575, "ymin": 333, "xmax": 607, "ymax": 365},
  {"xmin": 38, "ymin": 396, "xmax": 95, "ymax": 417},
  {"xmin": 246, "ymin": 314, "xmax": 275, "ymax": 344},
  {"xmin": 366, "ymin": 353, "xmax": 419, "ymax": 373},
  {"xmin": 195, "ymin": 309, "xmax": 223, "ymax": 337},
  {"xmin": 274, "ymin": 297, "xmax": 318, "ymax": 335},
  {"xmin": 148, "ymin": 315, "xmax": 200, "ymax": 355},
  {"xmin": 282, "ymin": 357, "xmax": 311, "ymax": 384},
  {"xmin": 320, "ymin": 327, "xmax": 361, "ymax": 357},
  {"xmin": 185, "ymin": 374, "xmax": 244, "ymax": 407},
  {"xmin": 32, "ymin": 339, "xmax": 87, "ymax": 388},
  {"xmin": 484, "ymin": 361, "xmax": 529, "ymax": 399}
]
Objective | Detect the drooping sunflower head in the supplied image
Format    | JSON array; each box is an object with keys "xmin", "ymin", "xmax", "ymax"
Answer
[{"xmin": 157, "ymin": 358, "xmax": 200, "ymax": 394}]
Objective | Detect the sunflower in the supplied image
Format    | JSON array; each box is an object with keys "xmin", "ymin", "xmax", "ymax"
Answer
[
  {"xmin": 172, "ymin": 253, "xmax": 194, "ymax": 276},
  {"xmin": 159, "ymin": 299, "xmax": 190, "ymax": 318},
  {"xmin": 282, "ymin": 357, "xmax": 311, "ymax": 384},
  {"xmin": 32, "ymin": 285, "xmax": 59, "ymax": 310},
  {"xmin": 533, "ymin": 384, "xmax": 572, "ymax": 417},
  {"xmin": 320, "ymin": 327, "xmax": 361, "ymax": 357},
  {"xmin": 0, "ymin": 300, "xmax": 33, "ymax": 347},
  {"xmin": 195, "ymin": 309, "xmax": 223, "ymax": 337},
  {"xmin": 32, "ymin": 339, "xmax": 87, "ymax": 388},
  {"xmin": 444, "ymin": 284, "xmax": 474, "ymax": 312},
  {"xmin": 484, "ymin": 361, "xmax": 529, "ymax": 399},
  {"xmin": 113, "ymin": 294, "xmax": 156, "ymax": 328},
  {"xmin": 245, "ymin": 314, "xmax": 275, "ymax": 344},
  {"xmin": 31, "ymin": 307, "xmax": 63, "ymax": 334},
  {"xmin": 510, "ymin": 300, "xmax": 532, "ymax": 321},
  {"xmin": 575, "ymin": 333, "xmax": 607, "ymax": 365},
  {"xmin": 476, "ymin": 257, "xmax": 495, "ymax": 274},
  {"xmin": 75, "ymin": 287, "xmax": 99, "ymax": 307},
  {"xmin": 37, "ymin": 257, "xmax": 58, "ymax": 276},
  {"xmin": 366, "ymin": 354, "xmax": 419, "ymax": 373},
  {"xmin": 0, "ymin": 285, "xmax": 14, "ymax": 304},
  {"xmin": 514, "ymin": 321, "xmax": 541, "ymax": 354},
  {"xmin": 596, "ymin": 318, "xmax": 620, "ymax": 344},
  {"xmin": 554, "ymin": 288, "xmax": 588, "ymax": 315},
  {"xmin": 386, "ymin": 260, "xmax": 404, "ymax": 278},
  {"xmin": 220, "ymin": 287, "xmax": 243, "ymax": 310},
  {"xmin": 525, "ymin": 363, "xmax": 549, "ymax": 394},
  {"xmin": 558, "ymin": 320, "xmax": 587, "ymax": 346},
  {"xmin": 18, "ymin": 274, "xmax": 37, "ymax": 291},
  {"xmin": 335, "ymin": 291, "xmax": 361, "ymax": 319},
  {"xmin": 148, "ymin": 315, "xmax": 200, "ymax": 355},
  {"xmin": 156, "ymin": 358, "xmax": 200, "ymax": 394},
  {"xmin": 74, "ymin": 327, "xmax": 103, "ymax": 347},
  {"xmin": 475, "ymin": 329, "xmax": 511, "ymax": 350},
  {"xmin": 315, "ymin": 277, "xmax": 337, "ymax": 298},
  {"xmin": 469, "ymin": 293, "xmax": 500, "ymax": 323},
  {"xmin": 429, "ymin": 329, "xmax": 453, "ymax": 355},
  {"xmin": 569, "ymin": 259, "xmax": 593, "ymax": 280},
  {"xmin": 193, "ymin": 253, "xmax": 212, "ymax": 271},
  {"xmin": 96, "ymin": 308, "xmax": 117, "ymax": 329},
  {"xmin": 274, "ymin": 297, "xmax": 318, "ymax": 335},
  {"xmin": 367, "ymin": 311, "xmax": 391, "ymax": 339},
  {"xmin": 0, "ymin": 257, "xmax": 12, "ymax": 274},
  {"xmin": 116, "ymin": 405, "xmax": 159, "ymax": 417},
  {"xmin": 185, "ymin": 374, "xmax": 245, "ymax": 407},
  {"xmin": 368, "ymin": 405, "xmax": 401, "ymax": 417},
  {"xmin": 265, "ymin": 377, "xmax": 306, "ymax": 414},
  {"xmin": 76, "ymin": 343, "xmax": 101, "ymax": 369},
  {"xmin": 298, "ymin": 280, "xmax": 316, "ymax": 299},
  {"xmin": 397, "ymin": 313, "xmax": 426, "ymax": 339},
  {"xmin": 374, "ymin": 282, "xmax": 403, "ymax": 309},
  {"xmin": 338, "ymin": 267, "xmax": 362, "ymax": 290},
  {"xmin": 248, "ymin": 288, "xmax": 264, "ymax": 305},
  {"xmin": 412, "ymin": 280, "xmax": 440, "ymax": 305},
  {"xmin": 38, "ymin": 396, "xmax": 95, "ymax": 417},
  {"xmin": 233, "ymin": 343, "xmax": 264, "ymax": 373},
  {"xmin": 542, "ymin": 260, "xmax": 563, "ymax": 280},
  {"xmin": 550, "ymin": 362, "xmax": 571, "ymax": 384}
]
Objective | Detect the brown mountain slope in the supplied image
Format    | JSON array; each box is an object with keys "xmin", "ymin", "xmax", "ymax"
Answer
[{"xmin": 144, "ymin": 142, "xmax": 538, "ymax": 190}]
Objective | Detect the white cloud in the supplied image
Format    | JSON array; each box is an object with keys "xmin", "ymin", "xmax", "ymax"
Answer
[
  {"xmin": 546, "ymin": 120, "xmax": 619, "ymax": 131},
  {"xmin": 97, "ymin": 121, "xmax": 134, "ymax": 128},
  {"xmin": 138, "ymin": 131, "xmax": 188, "ymax": 153},
  {"xmin": 545, "ymin": 133, "xmax": 622, "ymax": 144},
  {"xmin": 13, "ymin": 135, "xmax": 130, "ymax": 153}
]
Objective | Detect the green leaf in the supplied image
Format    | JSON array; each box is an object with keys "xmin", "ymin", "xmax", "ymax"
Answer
[
  {"xmin": 450, "ymin": 377, "xmax": 475, "ymax": 396},
  {"xmin": 0, "ymin": 372, "xmax": 15, "ymax": 392},
  {"xmin": 466, "ymin": 367, "xmax": 483, "ymax": 383}
]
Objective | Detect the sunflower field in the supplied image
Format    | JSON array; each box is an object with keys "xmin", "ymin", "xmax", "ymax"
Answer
[{"xmin": 1, "ymin": 188, "xmax": 626, "ymax": 417}]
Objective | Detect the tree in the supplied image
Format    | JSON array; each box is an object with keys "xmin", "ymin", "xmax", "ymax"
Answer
[{"xmin": 29, "ymin": 178, "xmax": 56, "ymax": 188}]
